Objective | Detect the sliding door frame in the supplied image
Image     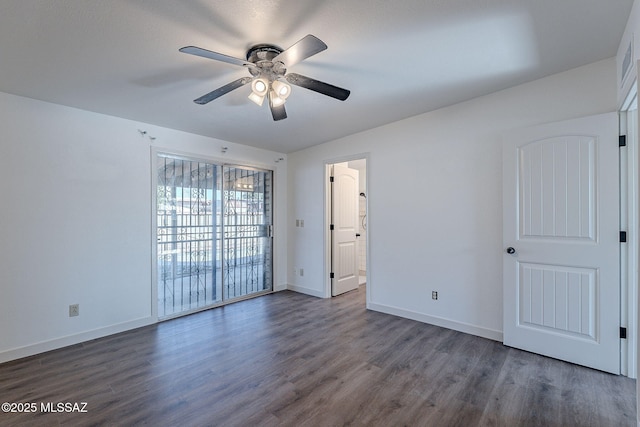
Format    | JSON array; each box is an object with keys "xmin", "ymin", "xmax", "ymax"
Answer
[{"xmin": 151, "ymin": 148, "xmax": 275, "ymax": 321}]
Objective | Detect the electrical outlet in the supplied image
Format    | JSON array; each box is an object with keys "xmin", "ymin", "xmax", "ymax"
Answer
[
  {"xmin": 300, "ymin": 220, "xmax": 304, "ymax": 227},
  {"xmin": 432, "ymin": 291, "xmax": 438, "ymax": 300},
  {"xmin": 69, "ymin": 304, "xmax": 79, "ymax": 317},
  {"xmin": 300, "ymin": 268, "xmax": 304, "ymax": 277}
]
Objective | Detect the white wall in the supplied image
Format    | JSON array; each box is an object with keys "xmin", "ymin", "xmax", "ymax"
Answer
[
  {"xmin": 618, "ymin": 0, "xmax": 640, "ymax": 106},
  {"xmin": 0, "ymin": 91, "xmax": 287, "ymax": 363},
  {"xmin": 287, "ymin": 58, "xmax": 617, "ymax": 340}
]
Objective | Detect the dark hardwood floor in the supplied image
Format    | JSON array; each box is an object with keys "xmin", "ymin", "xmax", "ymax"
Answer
[{"xmin": 0, "ymin": 287, "xmax": 635, "ymax": 426}]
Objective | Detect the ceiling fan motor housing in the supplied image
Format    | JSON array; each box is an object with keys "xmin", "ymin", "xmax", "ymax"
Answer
[{"xmin": 246, "ymin": 44, "xmax": 286, "ymax": 78}]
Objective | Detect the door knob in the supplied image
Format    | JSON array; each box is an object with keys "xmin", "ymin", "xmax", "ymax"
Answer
[{"xmin": 506, "ymin": 247, "xmax": 516, "ymax": 254}]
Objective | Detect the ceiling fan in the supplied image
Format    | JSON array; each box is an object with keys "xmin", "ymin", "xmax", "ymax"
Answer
[{"xmin": 179, "ymin": 34, "xmax": 350, "ymax": 121}]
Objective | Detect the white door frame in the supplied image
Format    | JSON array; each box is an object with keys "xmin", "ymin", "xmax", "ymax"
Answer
[
  {"xmin": 620, "ymin": 80, "xmax": 638, "ymax": 378},
  {"xmin": 324, "ymin": 154, "xmax": 370, "ymax": 305}
]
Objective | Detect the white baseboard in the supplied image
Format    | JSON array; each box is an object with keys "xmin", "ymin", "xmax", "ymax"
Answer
[
  {"xmin": 1, "ymin": 299, "xmax": 503, "ymax": 364},
  {"xmin": 287, "ymin": 284, "xmax": 326, "ymax": 298},
  {"xmin": 0, "ymin": 316, "xmax": 156, "ymax": 364},
  {"xmin": 367, "ymin": 302, "xmax": 503, "ymax": 342}
]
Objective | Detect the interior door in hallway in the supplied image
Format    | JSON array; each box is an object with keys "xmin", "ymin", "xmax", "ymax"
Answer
[
  {"xmin": 331, "ymin": 164, "xmax": 359, "ymax": 296},
  {"xmin": 502, "ymin": 112, "xmax": 620, "ymax": 374}
]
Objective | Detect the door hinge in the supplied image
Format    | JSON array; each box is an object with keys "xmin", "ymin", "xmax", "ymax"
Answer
[
  {"xmin": 267, "ymin": 224, "xmax": 273, "ymax": 238},
  {"xmin": 330, "ymin": 176, "xmax": 334, "ymax": 183},
  {"xmin": 330, "ymin": 272, "xmax": 335, "ymax": 279},
  {"xmin": 620, "ymin": 135, "xmax": 627, "ymax": 147},
  {"xmin": 330, "ymin": 224, "xmax": 334, "ymax": 230},
  {"xmin": 620, "ymin": 231, "xmax": 627, "ymax": 243},
  {"xmin": 620, "ymin": 327, "xmax": 627, "ymax": 339}
]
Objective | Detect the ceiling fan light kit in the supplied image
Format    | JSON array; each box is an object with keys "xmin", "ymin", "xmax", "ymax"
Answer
[
  {"xmin": 248, "ymin": 77, "xmax": 269, "ymax": 105},
  {"xmin": 248, "ymin": 91, "xmax": 265, "ymax": 106},
  {"xmin": 271, "ymin": 80, "xmax": 291, "ymax": 99},
  {"xmin": 251, "ymin": 78, "xmax": 268, "ymax": 96},
  {"xmin": 269, "ymin": 90, "xmax": 286, "ymax": 108},
  {"xmin": 179, "ymin": 34, "xmax": 350, "ymax": 121}
]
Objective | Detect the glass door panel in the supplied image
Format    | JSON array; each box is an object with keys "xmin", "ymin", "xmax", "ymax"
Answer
[
  {"xmin": 157, "ymin": 157, "xmax": 222, "ymax": 318},
  {"xmin": 222, "ymin": 166, "xmax": 273, "ymax": 300}
]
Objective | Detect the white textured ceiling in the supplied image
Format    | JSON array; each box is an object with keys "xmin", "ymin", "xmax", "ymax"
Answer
[{"xmin": 0, "ymin": 0, "xmax": 633, "ymax": 153}]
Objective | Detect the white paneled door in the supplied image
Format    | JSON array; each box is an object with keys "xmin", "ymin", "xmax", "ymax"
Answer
[
  {"xmin": 331, "ymin": 165, "xmax": 360, "ymax": 296},
  {"xmin": 503, "ymin": 113, "xmax": 620, "ymax": 374}
]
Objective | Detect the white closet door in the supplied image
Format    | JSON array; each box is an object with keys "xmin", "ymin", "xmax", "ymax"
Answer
[{"xmin": 503, "ymin": 112, "xmax": 620, "ymax": 374}]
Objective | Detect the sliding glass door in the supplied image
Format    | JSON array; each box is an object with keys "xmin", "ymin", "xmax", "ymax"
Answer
[
  {"xmin": 156, "ymin": 155, "xmax": 273, "ymax": 319},
  {"xmin": 222, "ymin": 166, "xmax": 273, "ymax": 299}
]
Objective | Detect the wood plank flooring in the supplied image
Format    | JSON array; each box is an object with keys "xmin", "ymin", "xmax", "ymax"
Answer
[{"xmin": 0, "ymin": 288, "xmax": 635, "ymax": 426}]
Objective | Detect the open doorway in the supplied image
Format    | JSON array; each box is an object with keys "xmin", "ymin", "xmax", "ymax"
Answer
[
  {"xmin": 325, "ymin": 157, "xmax": 368, "ymax": 302},
  {"xmin": 349, "ymin": 159, "xmax": 368, "ymax": 287}
]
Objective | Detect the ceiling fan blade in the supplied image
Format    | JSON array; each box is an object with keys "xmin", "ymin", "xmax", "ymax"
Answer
[
  {"xmin": 179, "ymin": 46, "xmax": 257, "ymax": 70},
  {"xmin": 193, "ymin": 77, "xmax": 252, "ymax": 105},
  {"xmin": 285, "ymin": 73, "xmax": 350, "ymax": 101},
  {"xmin": 273, "ymin": 35, "xmax": 327, "ymax": 68},
  {"xmin": 271, "ymin": 104, "xmax": 287, "ymax": 121},
  {"xmin": 269, "ymin": 94, "xmax": 287, "ymax": 121}
]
